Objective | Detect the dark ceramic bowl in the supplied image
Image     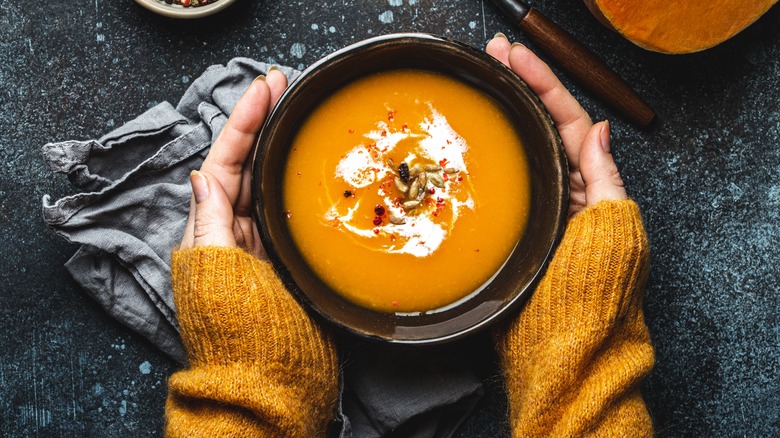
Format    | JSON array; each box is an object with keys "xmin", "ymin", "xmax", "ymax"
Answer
[{"xmin": 252, "ymin": 33, "xmax": 568, "ymax": 344}]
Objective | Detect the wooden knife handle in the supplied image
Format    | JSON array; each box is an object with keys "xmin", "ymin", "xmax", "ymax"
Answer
[{"xmin": 520, "ymin": 8, "xmax": 656, "ymax": 128}]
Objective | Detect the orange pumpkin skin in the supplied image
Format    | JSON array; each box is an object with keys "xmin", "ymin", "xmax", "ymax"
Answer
[{"xmin": 583, "ymin": 0, "xmax": 778, "ymax": 54}]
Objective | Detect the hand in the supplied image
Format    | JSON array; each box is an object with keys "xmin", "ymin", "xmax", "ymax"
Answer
[
  {"xmin": 486, "ymin": 35, "xmax": 627, "ymax": 217},
  {"xmin": 179, "ymin": 69, "xmax": 289, "ymax": 258}
]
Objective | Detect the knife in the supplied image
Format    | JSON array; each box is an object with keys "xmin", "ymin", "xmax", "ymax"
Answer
[{"xmin": 491, "ymin": 0, "xmax": 656, "ymax": 128}]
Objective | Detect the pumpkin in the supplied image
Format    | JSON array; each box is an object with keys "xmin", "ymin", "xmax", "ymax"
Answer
[{"xmin": 583, "ymin": 0, "xmax": 778, "ymax": 54}]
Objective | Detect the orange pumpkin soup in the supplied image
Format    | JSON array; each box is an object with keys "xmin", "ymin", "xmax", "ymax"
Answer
[{"xmin": 283, "ymin": 69, "xmax": 530, "ymax": 313}]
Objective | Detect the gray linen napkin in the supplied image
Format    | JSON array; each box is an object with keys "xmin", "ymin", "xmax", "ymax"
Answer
[{"xmin": 42, "ymin": 57, "xmax": 483, "ymax": 437}]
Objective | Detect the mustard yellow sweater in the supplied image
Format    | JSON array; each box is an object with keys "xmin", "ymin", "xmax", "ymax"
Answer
[{"xmin": 166, "ymin": 200, "xmax": 653, "ymax": 437}]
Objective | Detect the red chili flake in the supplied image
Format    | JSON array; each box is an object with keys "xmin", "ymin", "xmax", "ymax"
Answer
[
  {"xmin": 446, "ymin": 139, "xmax": 452, "ymax": 145},
  {"xmin": 388, "ymin": 111, "xmax": 395, "ymax": 122},
  {"xmin": 391, "ymin": 300, "xmax": 399, "ymax": 307},
  {"xmin": 284, "ymin": 210, "xmax": 291, "ymax": 219},
  {"xmin": 373, "ymin": 228, "xmax": 380, "ymax": 235},
  {"xmin": 381, "ymin": 130, "xmax": 387, "ymax": 137},
  {"xmin": 348, "ymin": 129, "xmax": 355, "ymax": 134},
  {"xmin": 374, "ymin": 205, "xmax": 386, "ymax": 216},
  {"xmin": 373, "ymin": 216, "xmax": 382, "ymax": 226},
  {"xmin": 433, "ymin": 198, "xmax": 446, "ymax": 217},
  {"xmin": 443, "ymin": 173, "xmax": 449, "ymax": 182},
  {"xmin": 457, "ymin": 176, "xmax": 463, "ymax": 182},
  {"xmin": 402, "ymin": 123, "xmax": 409, "ymax": 132},
  {"xmin": 297, "ymin": 171, "xmax": 302, "ymax": 177},
  {"xmin": 389, "ymin": 234, "xmax": 396, "ymax": 241},
  {"xmin": 439, "ymin": 158, "xmax": 449, "ymax": 167}
]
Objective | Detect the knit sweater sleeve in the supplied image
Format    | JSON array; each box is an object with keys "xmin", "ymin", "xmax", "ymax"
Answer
[
  {"xmin": 497, "ymin": 200, "xmax": 654, "ymax": 437},
  {"xmin": 165, "ymin": 247, "xmax": 339, "ymax": 438}
]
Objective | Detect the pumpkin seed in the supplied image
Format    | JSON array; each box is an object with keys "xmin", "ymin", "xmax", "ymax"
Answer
[
  {"xmin": 389, "ymin": 214, "xmax": 406, "ymax": 225},
  {"xmin": 428, "ymin": 173, "xmax": 445, "ymax": 188},
  {"xmin": 394, "ymin": 176, "xmax": 408, "ymax": 193},
  {"xmin": 418, "ymin": 171, "xmax": 427, "ymax": 188},
  {"xmin": 403, "ymin": 200, "xmax": 420, "ymax": 209},
  {"xmin": 408, "ymin": 178, "xmax": 421, "ymax": 199}
]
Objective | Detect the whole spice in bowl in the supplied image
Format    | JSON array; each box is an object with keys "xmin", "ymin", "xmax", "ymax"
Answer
[
  {"xmin": 163, "ymin": 0, "xmax": 217, "ymax": 6},
  {"xmin": 135, "ymin": 0, "xmax": 236, "ymax": 18}
]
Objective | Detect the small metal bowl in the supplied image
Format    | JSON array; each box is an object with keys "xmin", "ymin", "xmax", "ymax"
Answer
[
  {"xmin": 134, "ymin": 0, "xmax": 236, "ymax": 19},
  {"xmin": 252, "ymin": 33, "xmax": 568, "ymax": 345}
]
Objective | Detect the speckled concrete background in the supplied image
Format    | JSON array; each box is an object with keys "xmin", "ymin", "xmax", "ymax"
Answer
[{"xmin": 1, "ymin": 0, "xmax": 778, "ymax": 436}]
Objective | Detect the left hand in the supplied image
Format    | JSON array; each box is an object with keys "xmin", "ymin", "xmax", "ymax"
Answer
[
  {"xmin": 486, "ymin": 35, "xmax": 628, "ymax": 217},
  {"xmin": 179, "ymin": 69, "xmax": 289, "ymax": 259}
]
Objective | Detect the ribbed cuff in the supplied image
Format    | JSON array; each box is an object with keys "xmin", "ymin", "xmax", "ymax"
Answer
[
  {"xmin": 167, "ymin": 246, "xmax": 339, "ymax": 437},
  {"xmin": 171, "ymin": 246, "xmax": 337, "ymax": 372},
  {"xmin": 502, "ymin": 199, "xmax": 650, "ymax": 352}
]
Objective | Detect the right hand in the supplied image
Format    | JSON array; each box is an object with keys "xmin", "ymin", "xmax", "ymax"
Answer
[
  {"xmin": 486, "ymin": 34, "xmax": 628, "ymax": 217},
  {"xmin": 179, "ymin": 69, "xmax": 288, "ymax": 259}
]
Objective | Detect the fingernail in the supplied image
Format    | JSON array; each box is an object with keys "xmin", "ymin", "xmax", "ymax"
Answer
[
  {"xmin": 599, "ymin": 120, "xmax": 611, "ymax": 153},
  {"xmin": 493, "ymin": 32, "xmax": 507, "ymax": 40},
  {"xmin": 511, "ymin": 41, "xmax": 526, "ymax": 49},
  {"xmin": 190, "ymin": 170, "xmax": 209, "ymax": 203},
  {"xmin": 268, "ymin": 65, "xmax": 280, "ymax": 72},
  {"xmin": 253, "ymin": 74, "xmax": 266, "ymax": 83}
]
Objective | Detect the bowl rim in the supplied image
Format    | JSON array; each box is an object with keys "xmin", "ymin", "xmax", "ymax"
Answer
[
  {"xmin": 134, "ymin": 0, "xmax": 236, "ymax": 19},
  {"xmin": 252, "ymin": 33, "xmax": 569, "ymax": 345}
]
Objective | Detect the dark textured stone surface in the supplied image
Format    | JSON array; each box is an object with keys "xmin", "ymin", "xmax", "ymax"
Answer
[{"xmin": 1, "ymin": 0, "xmax": 778, "ymax": 436}]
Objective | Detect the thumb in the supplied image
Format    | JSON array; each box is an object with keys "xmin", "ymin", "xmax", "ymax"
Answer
[
  {"xmin": 579, "ymin": 121, "xmax": 628, "ymax": 207},
  {"xmin": 189, "ymin": 170, "xmax": 238, "ymax": 248}
]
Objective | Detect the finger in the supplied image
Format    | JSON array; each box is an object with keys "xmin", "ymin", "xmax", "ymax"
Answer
[
  {"xmin": 507, "ymin": 43, "xmax": 592, "ymax": 170},
  {"xmin": 266, "ymin": 68, "xmax": 289, "ymax": 109},
  {"xmin": 579, "ymin": 121, "xmax": 628, "ymax": 206},
  {"xmin": 232, "ymin": 68, "xmax": 289, "ymax": 216},
  {"xmin": 485, "ymin": 33, "xmax": 511, "ymax": 67},
  {"xmin": 201, "ymin": 76, "xmax": 271, "ymax": 204},
  {"xmin": 189, "ymin": 170, "xmax": 238, "ymax": 248},
  {"xmin": 180, "ymin": 196, "xmax": 197, "ymax": 249},
  {"xmin": 235, "ymin": 163, "xmax": 254, "ymax": 218}
]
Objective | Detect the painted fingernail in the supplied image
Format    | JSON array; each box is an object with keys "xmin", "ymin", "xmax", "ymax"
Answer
[
  {"xmin": 493, "ymin": 32, "xmax": 507, "ymax": 40},
  {"xmin": 253, "ymin": 74, "xmax": 266, "ymax": 83},
  {"xmin": 600, "ymin": 120, "xmax": 611, "ymax": 153},
  {"xmin": 190, "ymin": 170, "xmax": 209, "ymax": 203}
]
